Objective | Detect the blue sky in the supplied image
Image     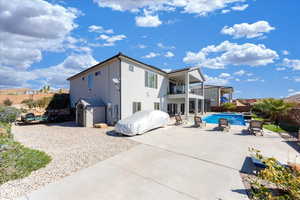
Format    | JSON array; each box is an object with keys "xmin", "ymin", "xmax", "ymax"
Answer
[{"xmin": 1, "ymin": 0, "xmax": 300, "ymax": 99}]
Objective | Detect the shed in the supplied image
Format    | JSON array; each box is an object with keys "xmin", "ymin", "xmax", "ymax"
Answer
[{"xmin": 76, "ymin": 98, "xmax": 106, "ymax": 127}]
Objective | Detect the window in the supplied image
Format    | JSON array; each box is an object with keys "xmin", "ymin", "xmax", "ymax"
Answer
[
  {"xmin": 88, "ymin": 74, "xmax": 93, "ymax": 89},
  {"xmin": 145, "ymin": 71, "xmax": 158, "ymax": 89},
  {"xmin": 82, "ymin": 77, "xmax": 85, "ymax": 81},
  {"xmin": 129, "ymin": 65, "xmax": 134, "ymax": 72},
  {"xmin": 95, "ymin": 71, "xmax": 101, "ymax": 76},
  {"xmin": 154, "ymin": 102, "xmax": 160, "ymax": 110},
  {"xmin": 133, "ymin": 102, "xmax": 141, "ymax": 114}
]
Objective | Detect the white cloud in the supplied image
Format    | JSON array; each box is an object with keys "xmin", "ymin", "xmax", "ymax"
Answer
[
  {"xmin": 93, "ymin": 0, "xmax": 250, "ymax": 16},
  {"xmin": 276, "ymin": 67, "xmax": 286, "ymax": 71},
  {"xmin": 31, "ymin": 53, "xmax": 98, "ymax": 88},
  {"xmin": 288, "ymin": 91, "xmax": 300, "ymax": 97},
  {"xmin": 282, "ymin": 58, "xmax": 300, "ymax": 70},
  {"xmin": 88, "ymin": 25, "xmax": 114, "ymax": 34},
  {"xmin": 221, "ymin": 21, "xmax": 275, "ymax": 39},
  {"xmin": 183, "ymin": 41, "xmax": 278, "ymax": 69},
  {"xmin": 221, "ymin": 9, "xmax": 231, "ymax": 14},
  {"xmin": 294, "ymin": 77, "xmax": 300, "ymax": 82},
  {"xmin": 137, "ymin": 44, "xmax": 147, "ymax": 49},
  {"xmin": 231, "ymin": 4, "xmax": 248, "ymax": 11},
  {"xmin": 0, "ymin": 53, "xmax": 97, "ymax": 89},
  {"xmin": 219, "ymin": 73, "xmax": 231, "ymax": 78},
  {"xmin": 162, "ymin": 68, "xmax": 172, "ymax": 72},
  {"xmin": 234, "ymin": 70, "xmax": 246, "ymax": 76},
  {"xmin": 165, "ymin": 51, "xmax": 175, "ymax": 58},
  {"xmin": 0, "ymin": 0, "xmax": 79, "ymax": 70},
  {"xmin": 204, "ymin": 75, "xmax": 229, "ymax": 85},
  {"xmin": 288, "ymin": 89, "xmax": 295, "ymax": 93},
  {"xmin": 142, "ymin": 52, "xmax": 160, "ymax": 58},
  {"xmin": 96, "ymin": 34, "xmax": 126, "ymax": 46},
  {"xmin": 135, "ymin": 13, "xmax": 162, "ymax": 27},
  {"xmin": 282, "ymin": 50, "xmax": 289, "ymax": 55},
  {"xmin": 157, "ymin": 43, "xmax": 176, "ymax": 50},
  {"xmin": 246, "ymin": 78, "xmax": 259, "ymax": 82}
]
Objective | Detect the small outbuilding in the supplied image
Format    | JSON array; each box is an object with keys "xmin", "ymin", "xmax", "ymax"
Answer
[{"xmin": 76, "ymin": 98, "xmax": 106, "ymax": 127}]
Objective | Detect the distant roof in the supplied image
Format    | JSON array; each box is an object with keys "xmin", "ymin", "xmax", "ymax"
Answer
[{"xmin": 67, "ymin": 53, "xmax": 203, "ymax": 81}]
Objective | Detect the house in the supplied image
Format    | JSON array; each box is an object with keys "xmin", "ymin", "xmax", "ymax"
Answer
[
  {"xmin": 204, "ymin": 85, "xmax": 234, "ymax": 107},
  {"xmin": 67, "ymin": 53, "xmax": 206, "ymax": 127}
]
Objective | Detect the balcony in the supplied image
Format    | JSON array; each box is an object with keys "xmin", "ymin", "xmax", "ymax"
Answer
[{"xmin": 167, "ymin": 89, "xmax": 204, "ymax": 99}]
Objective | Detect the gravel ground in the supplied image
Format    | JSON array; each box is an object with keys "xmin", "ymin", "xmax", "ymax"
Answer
[{"xmin": 0, "ymin": 122, "xmax": 139, "ymax": 200}]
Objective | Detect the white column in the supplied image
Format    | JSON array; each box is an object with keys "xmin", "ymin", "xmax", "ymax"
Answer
[
  {"xmin": 195, "ymin": 99, "xmax": 198, "ymax": 115},
  {"xmin": 185, "ymin": 72, "xmax": 190, "ymax": 118},
  {"xmin": 201, "ymin": 82, "xmax": 205, "ymax": 115}
]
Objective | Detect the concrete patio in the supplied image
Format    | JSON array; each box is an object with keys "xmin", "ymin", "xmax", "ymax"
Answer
[{"xmin": 16, "ymin": 124, "xmax": 299, "ymax": 200}]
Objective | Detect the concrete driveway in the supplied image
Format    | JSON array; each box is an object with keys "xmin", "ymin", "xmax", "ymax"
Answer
[{"xmin": 17, "ymin": 125, "xmax": 299, "ymax": 200}]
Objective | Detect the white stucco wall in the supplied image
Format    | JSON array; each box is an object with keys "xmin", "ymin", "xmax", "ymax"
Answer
[
  {"xmin": 120, "ymin": 59, "xmax": 168, "ymax": 119},
  {"xmin": 69, "ymin": 59, "xmax": 121, "ymax": 124},
  {"xmin": 69, "ymin": 59, "xmax": 120, "ymax": 107}
]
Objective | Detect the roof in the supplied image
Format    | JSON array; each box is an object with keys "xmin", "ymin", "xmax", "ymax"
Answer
[
  {"xmin": 204, "ymin": 85, "xmax": 233, "ymax": 89},
  {"xmin": 67, "ymin": 53, "xmax": 205, "ymax": 81},
  {"xmin": 77, "ymin": 98, "xmax": 106, "ymax": 108},
  {"xmin": 67, "ymin": 53, "xmax": 167, "ymax": 80}
]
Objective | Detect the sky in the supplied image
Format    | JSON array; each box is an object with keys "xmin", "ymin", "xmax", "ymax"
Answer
[{"xmin": 0, "ymin": 0, "xmax": 300, "ymax": 99}]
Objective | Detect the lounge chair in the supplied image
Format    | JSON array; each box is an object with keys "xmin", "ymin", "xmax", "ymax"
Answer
[
  {"xmin": 174, "ymin": 113, "xmax": 183, "ymax": 125},
  {"xmin": 194, "ymin": 115, "xmax": 206, "ymax": 128},
  {"xmin": 248, "ymin": 120, "xmax": 264, "ymax": 136},
  {"xmin": 218, "ymin": 118, "xmax": 231, "ymax": 132}
]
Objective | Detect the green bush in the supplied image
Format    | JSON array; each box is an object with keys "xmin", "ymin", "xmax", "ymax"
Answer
[
  {"xmin": 3, "ymin": 98, "xmax": 12, "ymax": 106},
  {"xmin": 250, "ymin": 148, "xmax": 300, "ymax": 200},
  {"xmin": 222, "ymin": 102, "xmax": 237, "ymax": 112},
  {"xmin": 0, "ymin": 106, "xmax": 20, "ymax": 123}
]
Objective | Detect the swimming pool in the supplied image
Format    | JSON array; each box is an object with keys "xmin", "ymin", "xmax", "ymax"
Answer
[{"xmin": 203, "ymin": 113, "xmax": 246, "ymax": 126}]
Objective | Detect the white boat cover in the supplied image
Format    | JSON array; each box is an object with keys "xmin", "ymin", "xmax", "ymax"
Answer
[{"xmin": 115, "ymin": 110, "xmax": 170, "ymax": 136}]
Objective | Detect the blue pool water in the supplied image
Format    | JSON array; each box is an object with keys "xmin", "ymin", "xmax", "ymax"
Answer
[{"xmin": 203, "ymin": 113, "xmax": 246, "ymax": 126}]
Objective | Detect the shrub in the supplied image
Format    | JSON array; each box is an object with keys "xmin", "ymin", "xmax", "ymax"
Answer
[
  {"xmin": 0, "ymin": 106, "xmax": 21, "ymax": 123},
  {"xmin": 36, "ymin": 97, "xmax": 52, "ymax": 108},
  {"xmin": 222, "ymin": 102, "xmax": 237, "ymax": 112},
  {"xmin": 3, "ymin": 98, "xmax": 12, "ymax": 106},
  {"xmin": 250, "ymin": 148, "xmax": 300, "ymax": 200},
  {"xmin": 21, "ymin": 99, "xmax": 36, "ymax": 109}
]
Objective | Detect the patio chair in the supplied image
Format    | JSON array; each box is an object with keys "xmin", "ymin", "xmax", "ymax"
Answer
[
  {"xmin": 218, "ymin": 118, "xmax": 231, "ymax": 132},
  {"xmin": 174, "ymin": 113, "xmax": 183, "ymax": 126},
  {"xmin": 248, "ymin": 120, "xmax": 264, "ymax": 136},
  {"xmin": 194, "ymin": 115, "xmax": 206, "ymax": 128}
]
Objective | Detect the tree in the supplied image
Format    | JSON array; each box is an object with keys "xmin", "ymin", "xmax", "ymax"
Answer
[
  {"xmin": 3, "ymin": 99, "xmax": 12, "ymax": 106},
  {"xmin": 253, "ymin": 99, "xmax": 294, "ymax": 125}
]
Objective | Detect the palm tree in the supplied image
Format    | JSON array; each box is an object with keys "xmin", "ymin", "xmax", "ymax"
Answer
[{"xmin": 253, "ymin": 98, "xmax": 294, "ymax": 125}]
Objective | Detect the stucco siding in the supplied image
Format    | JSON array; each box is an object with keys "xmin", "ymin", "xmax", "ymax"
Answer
[
  {"xmin": 70, "ymin": 59, "xmax": 120, "ymax": 107},
  {"xmin": 120, "ymin": 59, "xmax": 168, "ymax": 119}
]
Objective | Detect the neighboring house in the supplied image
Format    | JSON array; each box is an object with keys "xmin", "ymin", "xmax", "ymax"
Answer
[
  {"xmin": 197, "ymin": 85, "xmax": 234, "ymax": 107},
  {"xmin": 68, "ymin": 53, "xmax": 206, "ymax": 127}
]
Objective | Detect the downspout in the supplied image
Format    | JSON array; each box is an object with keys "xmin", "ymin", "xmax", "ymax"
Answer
[{"xmin": 117, "ymin": 56, "xmax": 122, "ymax": 121}]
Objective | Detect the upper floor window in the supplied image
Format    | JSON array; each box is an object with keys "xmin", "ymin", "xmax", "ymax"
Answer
[
  {"xmin": 88, "ymin": 74, "xmax": 93, "ymax": 89},
  {"xmin": 145, "ymin": 71, "xmax": 158, "ymax": 89},
  {"xmin": 95, "ymin": 71, "xmax": 101, "ymax": 76},
  {"xmin": 129, "ymin": 65, "xmax": 134, "ymax": 72}
]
